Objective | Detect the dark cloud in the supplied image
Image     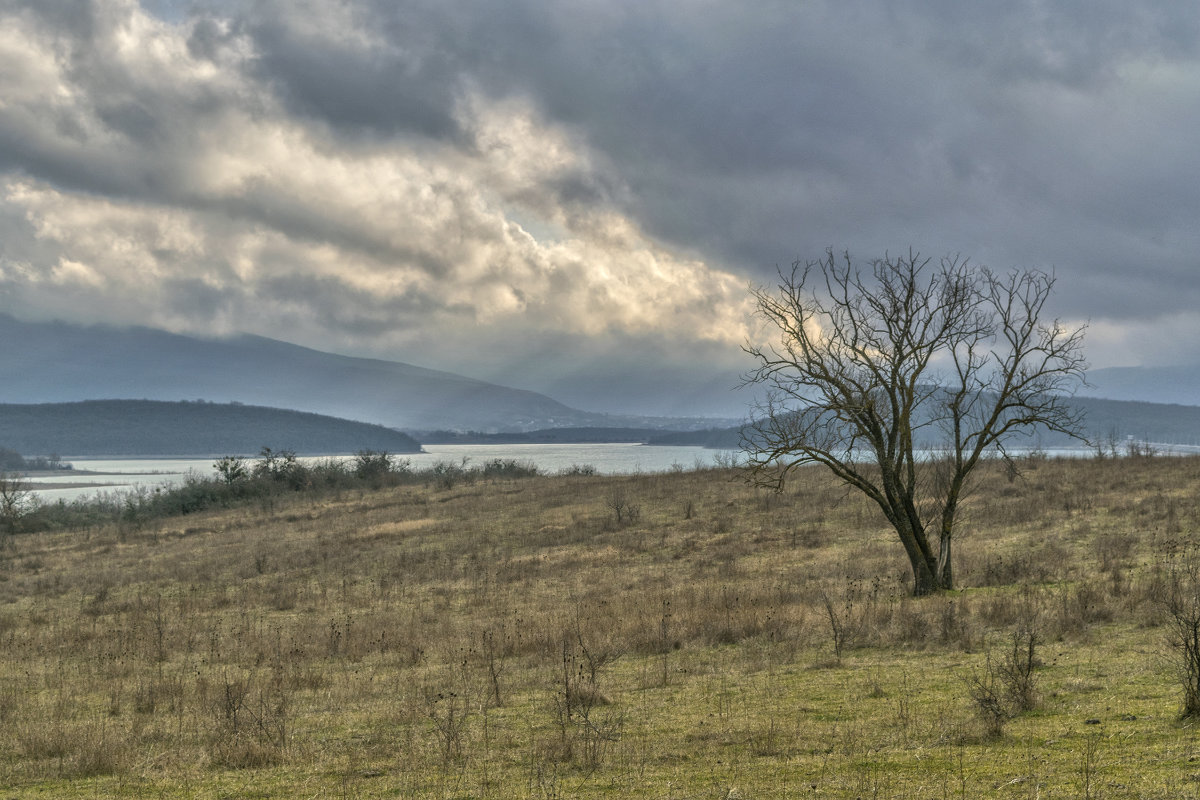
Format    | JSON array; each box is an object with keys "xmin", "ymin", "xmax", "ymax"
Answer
[
  {"xmin": 186, "ymin": 16, "xmax": 229, "ymax": 60},
  {"xmin": 2, "ymin": 0, "xmax": 1200, "ymax": 418},
  {"xmin": 241, "ymin": 8, "xmax": 468, "ymax": 142},
  {"xmin": 370, "ymin": 0, "xmax": 1200, "ymax": 332},
  {"xmin": 254, "ymin": 273, "xmax": 454, "ymax": 333}
]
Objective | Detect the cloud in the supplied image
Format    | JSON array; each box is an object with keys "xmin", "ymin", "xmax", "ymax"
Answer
[
  {"xmin": 0, "ymin": 0, "xmax": 755, "ymax": 402},
  {"xmin": 2, "ymin": 0, "xmax": 1200, "ymax": 416}
]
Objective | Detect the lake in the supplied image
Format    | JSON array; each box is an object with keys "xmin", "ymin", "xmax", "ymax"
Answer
[
  {"xmin": 25, "ymin": 443, "xmax": 740, "ymax": 502},
  {"xmin": 26, "ymin": 441, "xmax": 1192, "ymax": 504}
]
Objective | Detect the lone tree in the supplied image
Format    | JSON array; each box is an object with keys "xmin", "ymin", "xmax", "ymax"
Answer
[{"xmin": 743, "ymin": 249, "xmax": 1087, "ymax": 595}]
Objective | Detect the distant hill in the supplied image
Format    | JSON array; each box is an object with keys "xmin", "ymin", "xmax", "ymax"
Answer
[
  {"xmin": 648, "ymin": 396, "xmax": 1200, "ymax": 451},
  {"xmin": 1083, "ymin": 364, "xmax": 1200, "ymax": 407},
  {"xmin": 415, "ymin": 427, "xmax": 669, "ymax": 444},
  {"xmin": 0, "ymin": 400, "xmax": 422, "ymax": 456},
  {"xmin": 1068, "ymin": 396, "xmax": 1200, "ymax": 448},
  {"xmin": 647, "ymin": 427, "xmax": 743, "ymax": 449},
  {"xmin": 0, "ymin": 315, "xmax": 602, "ymax": 431}
]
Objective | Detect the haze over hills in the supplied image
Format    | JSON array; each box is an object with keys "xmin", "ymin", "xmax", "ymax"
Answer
[
  {"xmin": 650, "ymin": 395, "xmax": 1200, "ymax": 450},
  {"xmin": 1083, "ymin": 365, "xmax": 1200, "ymax": 407},
  {"xmin": 6, "ymin": 313, "xmax": 1200, "ymax": 440},
  {"xmin": 0, "ymin": 315, "xmax": 732, "ymax": 432}
]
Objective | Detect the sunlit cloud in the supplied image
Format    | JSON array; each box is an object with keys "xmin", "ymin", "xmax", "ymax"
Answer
[
  {"xmin": 1084, "ymin": 313, "xmax": 1200, "ymax": 369},
  {"xmin": 0, "ymin": 0, "xmax": 754, "ymax": 373},
  {"xmin": 2, "ymin": 0, "xmax": 1200, "ymax": 416}
]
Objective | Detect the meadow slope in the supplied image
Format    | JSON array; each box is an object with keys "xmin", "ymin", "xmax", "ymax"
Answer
[{"xmin": 2, "ymin": 456, "xmax": 1199, "ymax": 798}]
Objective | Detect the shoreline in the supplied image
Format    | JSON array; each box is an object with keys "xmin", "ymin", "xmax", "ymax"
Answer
[{"xmin": 25, "ymin": 481, "xmax": 131, "ymax": 491}]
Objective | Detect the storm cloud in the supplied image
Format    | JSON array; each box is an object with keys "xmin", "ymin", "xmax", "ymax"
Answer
[{"xmin": 1, "ymin": 0, "xmax": 1198, "ymax": 415}]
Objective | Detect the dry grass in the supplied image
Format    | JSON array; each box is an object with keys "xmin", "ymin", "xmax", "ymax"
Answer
[{"xmin": 1, "ymin": 455, "xmax": 1200, "ymax": 797}]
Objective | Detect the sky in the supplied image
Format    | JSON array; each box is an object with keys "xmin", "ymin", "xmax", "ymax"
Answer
[{"xmin": 0, "ymin": 0, "xmax": 1198, "ymax": 417}]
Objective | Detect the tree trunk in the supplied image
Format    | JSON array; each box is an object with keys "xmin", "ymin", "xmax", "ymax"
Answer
[
  {"xmin": 912, "ymin": 560, "xmax": 941, "ymax": 596},
  {"xmin": 937, "ymin": 486, "xmax": 961, "ymax": 592},
  {"xmin": 936, "ymin": 527, "xmax": 953, "ymax": 591},
  {"xmin": 893, "ymin": 517, "xmax": 942, "ymax": 596}
]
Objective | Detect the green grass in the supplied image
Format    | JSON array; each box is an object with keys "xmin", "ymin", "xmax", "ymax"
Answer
[{"xmin": 2, "ymin": 455, "xmax": 1200, "ymax": 797}]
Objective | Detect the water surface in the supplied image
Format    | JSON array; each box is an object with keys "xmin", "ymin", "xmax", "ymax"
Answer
[{"xmin": 26, "ymin": 444, "xmax": 738, "ymax": 502}]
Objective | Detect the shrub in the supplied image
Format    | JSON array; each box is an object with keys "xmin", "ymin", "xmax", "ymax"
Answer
[
  {"xmin": 214, "ymin": 456, "xmax": 249, "ymax": 486},
  {"xmin": 1, "ymin": 471, "xmax": 33, "ymax": 537},
  {"xmin": 1163, "ymin": 554, "xmax": 1200, "ymax": 717},
  {"xmin": 253, "ymin": 448, "xmax": 309, "ymax": 490},
  {"xmin": 353, "ymin": 449, "xmax": 394, "ymax": 484},
  {"xmin": 480, "ymin": 458, "xmax": 540, "ymax": 479},
  {"xmin": 965, "ymin": 621, "xmax": 1041, "ymax": 738}
]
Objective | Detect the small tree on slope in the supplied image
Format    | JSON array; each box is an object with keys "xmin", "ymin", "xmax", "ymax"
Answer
[{"xmin": 742, "ymin": 249, "xmax": 1087, "ymax": 595}]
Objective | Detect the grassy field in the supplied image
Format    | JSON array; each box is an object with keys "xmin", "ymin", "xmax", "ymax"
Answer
[{"xmin": 2, "ymin": 454, "xmax": 1199, "ymax": 798}]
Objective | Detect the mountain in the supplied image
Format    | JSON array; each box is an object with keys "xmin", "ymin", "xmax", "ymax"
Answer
[
  {"xmin": 649, "ymin": 396, "xmax": 1200, "ymax": 450},
  {"xmin": 511, "ymin": 363, "xmax": 752, "ymax": 420},
  {"xmin": 0, "ymin": 400, "xmax": 423, "ymax": 457},
  {"xmin": 1083, "ymin": 365, "xmax": 1200, "ymax": 407},
  {"xmin": 0, "ymin": 315, "xmax": 623, "ymax": 431},
  {"xmin": 415, "ymin": 427, "xmax": 670, "ymax": 444},
  {"xmin": 1066, "ymin": 396, "xmax": 1200, "ymax": 448}
]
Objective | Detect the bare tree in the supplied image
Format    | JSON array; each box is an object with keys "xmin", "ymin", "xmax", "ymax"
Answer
[
  {"xmin": 743, "ymin": 250, "xmax": 1086, "ymax": 595},
  {"xmin": 0, "ymin": 471, "xmax": 33, "ymax": 541}
]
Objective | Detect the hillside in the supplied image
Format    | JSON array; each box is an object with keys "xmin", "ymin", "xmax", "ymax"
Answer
[
  {"xmin": 0, "ymin": 400, "xmax": 422, "ymax": 456},
  {"xmin": 648, "ymin": 395, "xmax": 1200, "ymax": 450},
  {"xmin": 0, "ymin": 315, "xmax": 596, "ymax": 431},
  {"xmin": 414, "ymin": 426, "xmax": 670, "ymax": 444},
  {"xmin": 1084, "ymin": 363, "xmax": 1200, "ymax": 406},
  {"xmin": 2, "ymin": 458, "xmax": 1197, "ymax": 795}
]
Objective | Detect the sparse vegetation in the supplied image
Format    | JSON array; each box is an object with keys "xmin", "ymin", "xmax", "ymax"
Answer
[
  {"xmin": 0, "ymin": 472, "xmax": 33, "ymax": 539},
  {"xmin": 13, "ymin": 450, "xmax": 540, "ymax": 534},
  {"xmin": 0, "ymin": 454, "xmax": 1198, "ymax": 797},
  {"xmin": 1163, "ymin": 548, "xmax": 1200, "ymax": 717},
  {"xmin": 0, "ymin": 447, "xmax": 70, "ymax": 472}
]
